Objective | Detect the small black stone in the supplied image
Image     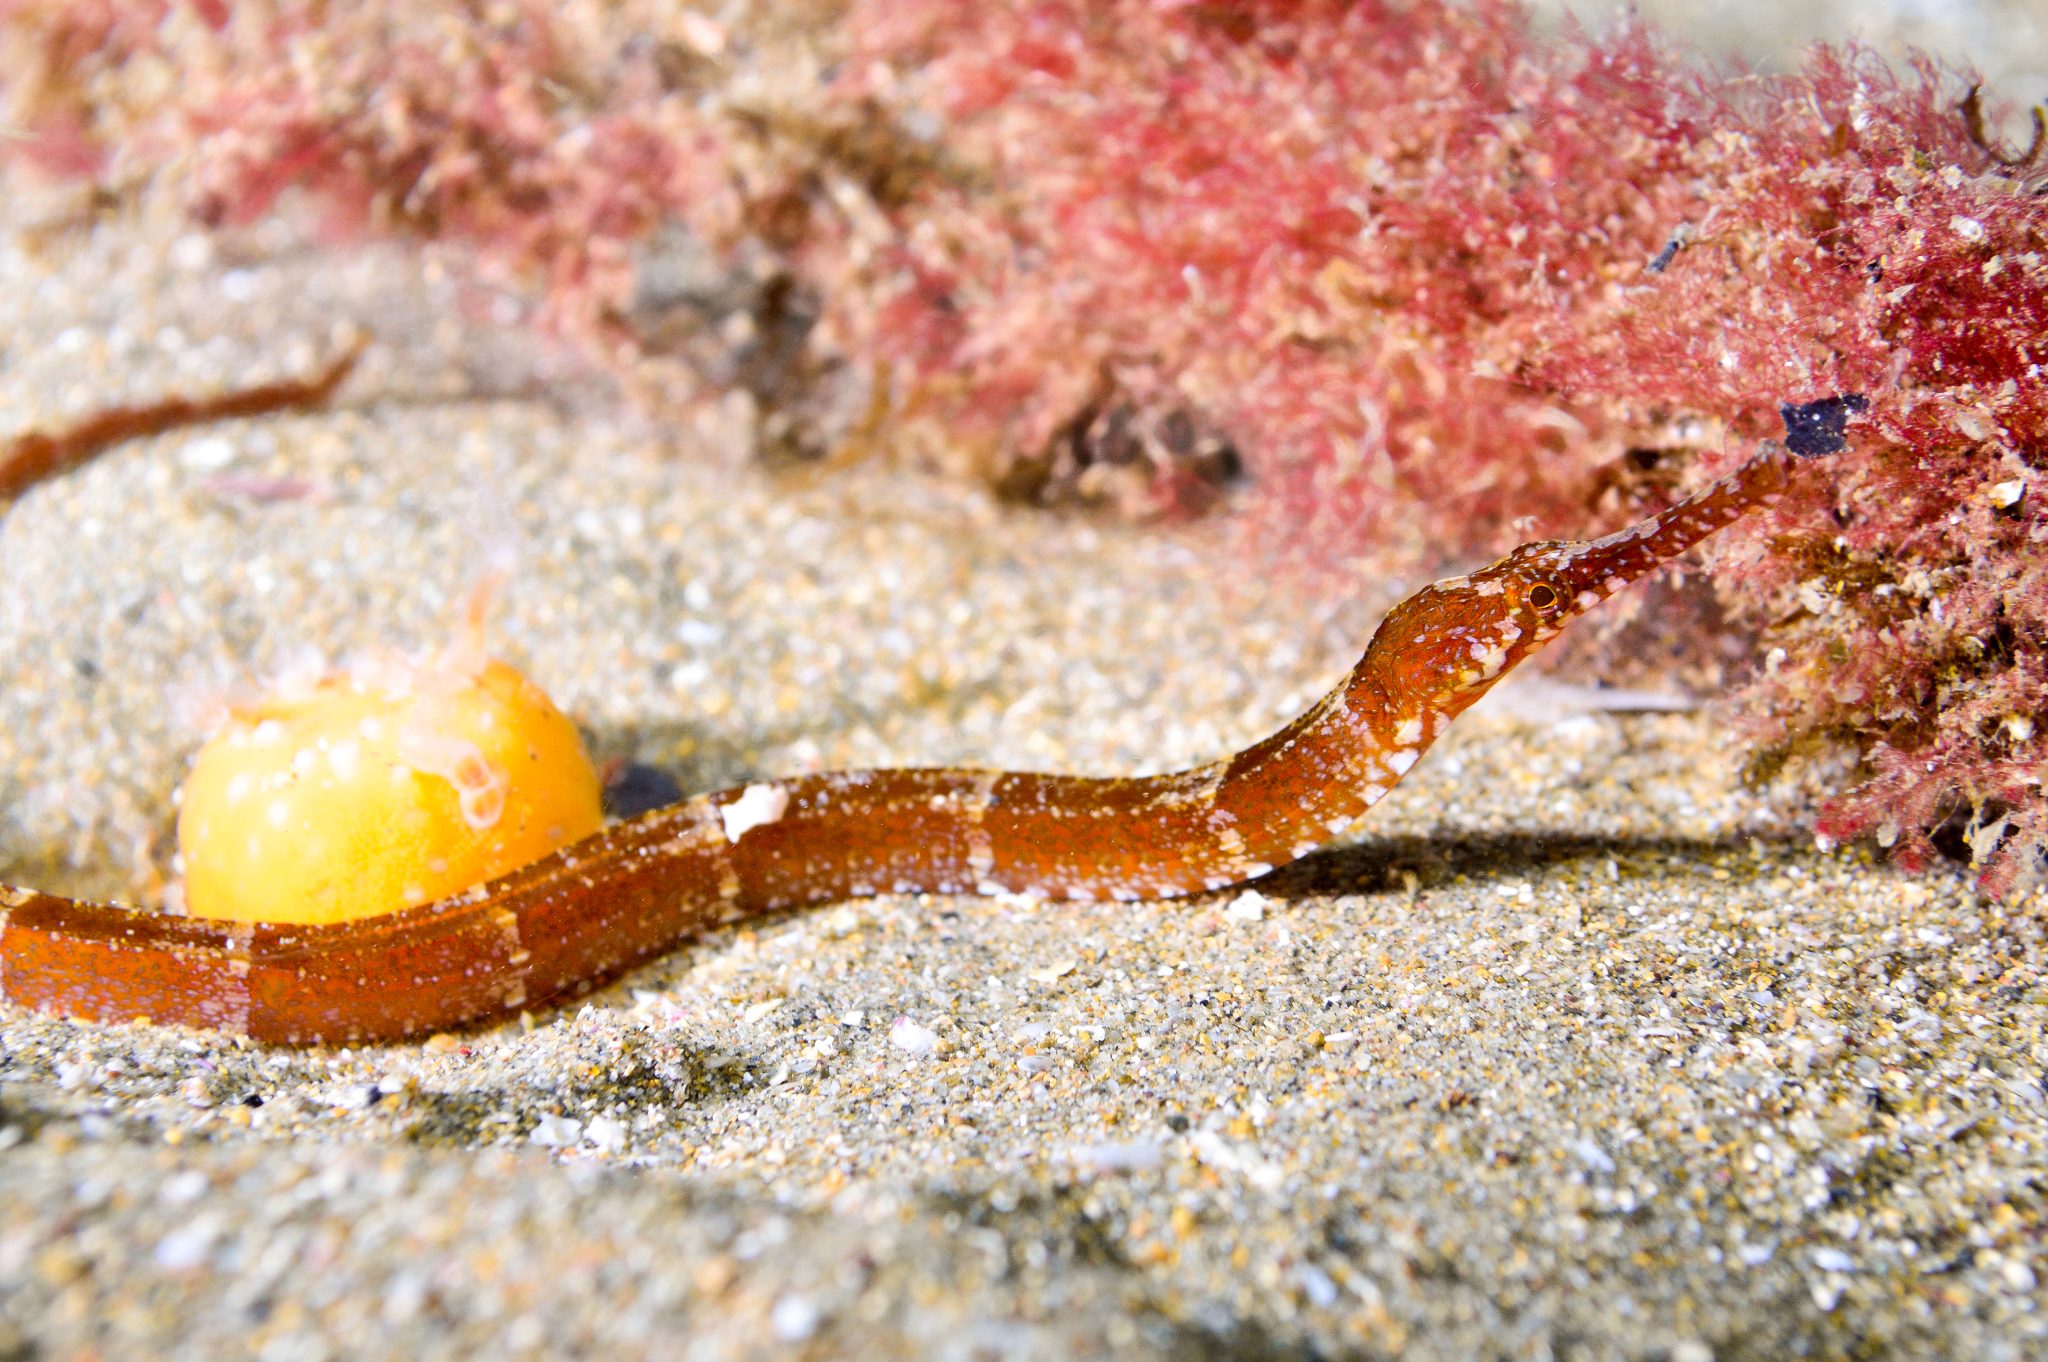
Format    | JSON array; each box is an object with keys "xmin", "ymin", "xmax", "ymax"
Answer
[
  {"xmin": 1780, "ymin": 393, "xmax": 1868, "ymax": 459},
  {"xmin": 603, "ymin": 761, "xmax": 686, "ymax": 819}
]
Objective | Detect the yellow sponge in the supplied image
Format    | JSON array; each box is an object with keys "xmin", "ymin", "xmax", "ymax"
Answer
[{"xmin": 176, "ymin": 655, "xmax": 601, "ymax": 925}]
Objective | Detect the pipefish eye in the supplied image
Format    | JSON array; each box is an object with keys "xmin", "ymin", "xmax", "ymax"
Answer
[{"xmin": 1524, "ymin": 582, "xmax": 1567, "ymax": 615}]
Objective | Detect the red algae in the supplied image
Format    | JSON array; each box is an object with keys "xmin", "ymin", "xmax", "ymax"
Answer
[{"xmin": 841, "ymin": 1, "xmax": 2048, "ymax": 893}]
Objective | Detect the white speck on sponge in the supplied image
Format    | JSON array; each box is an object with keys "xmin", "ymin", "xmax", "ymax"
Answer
[
  {"xmin": 325, "ymin": 737, "xmax": 361, "ymax": 780},
  {"xmin": 720, "ymin": 782, "xmax": 790, "ymax": 843}
]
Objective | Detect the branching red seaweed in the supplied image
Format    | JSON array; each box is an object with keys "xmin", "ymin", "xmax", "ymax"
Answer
[{"xmin": 832, "ymin": 0, "xmax": 2048, "ymax": 892}]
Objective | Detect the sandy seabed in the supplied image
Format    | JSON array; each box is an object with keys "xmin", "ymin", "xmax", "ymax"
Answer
[{"xmin": 2, "ymin": 193, "xmax": 2045, "ymax": 1362}]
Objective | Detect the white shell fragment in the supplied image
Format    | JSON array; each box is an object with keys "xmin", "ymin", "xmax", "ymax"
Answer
[
  {"xmin": 888, "ymin": 1017, "xmax": 939, "ymax": 1056},
  {"xmin": 1224, "ymin": 889, "xmax": 1268, "ymax": 923}
]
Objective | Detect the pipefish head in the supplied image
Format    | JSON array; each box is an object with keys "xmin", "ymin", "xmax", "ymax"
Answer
[
  {"xmin": 1360, "ymin": 551, "xmax": 1576, "ymax": 716},
  {"xmin": 1362, "ymin": 441, "xmax": 1798, "ymax": 715}
]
